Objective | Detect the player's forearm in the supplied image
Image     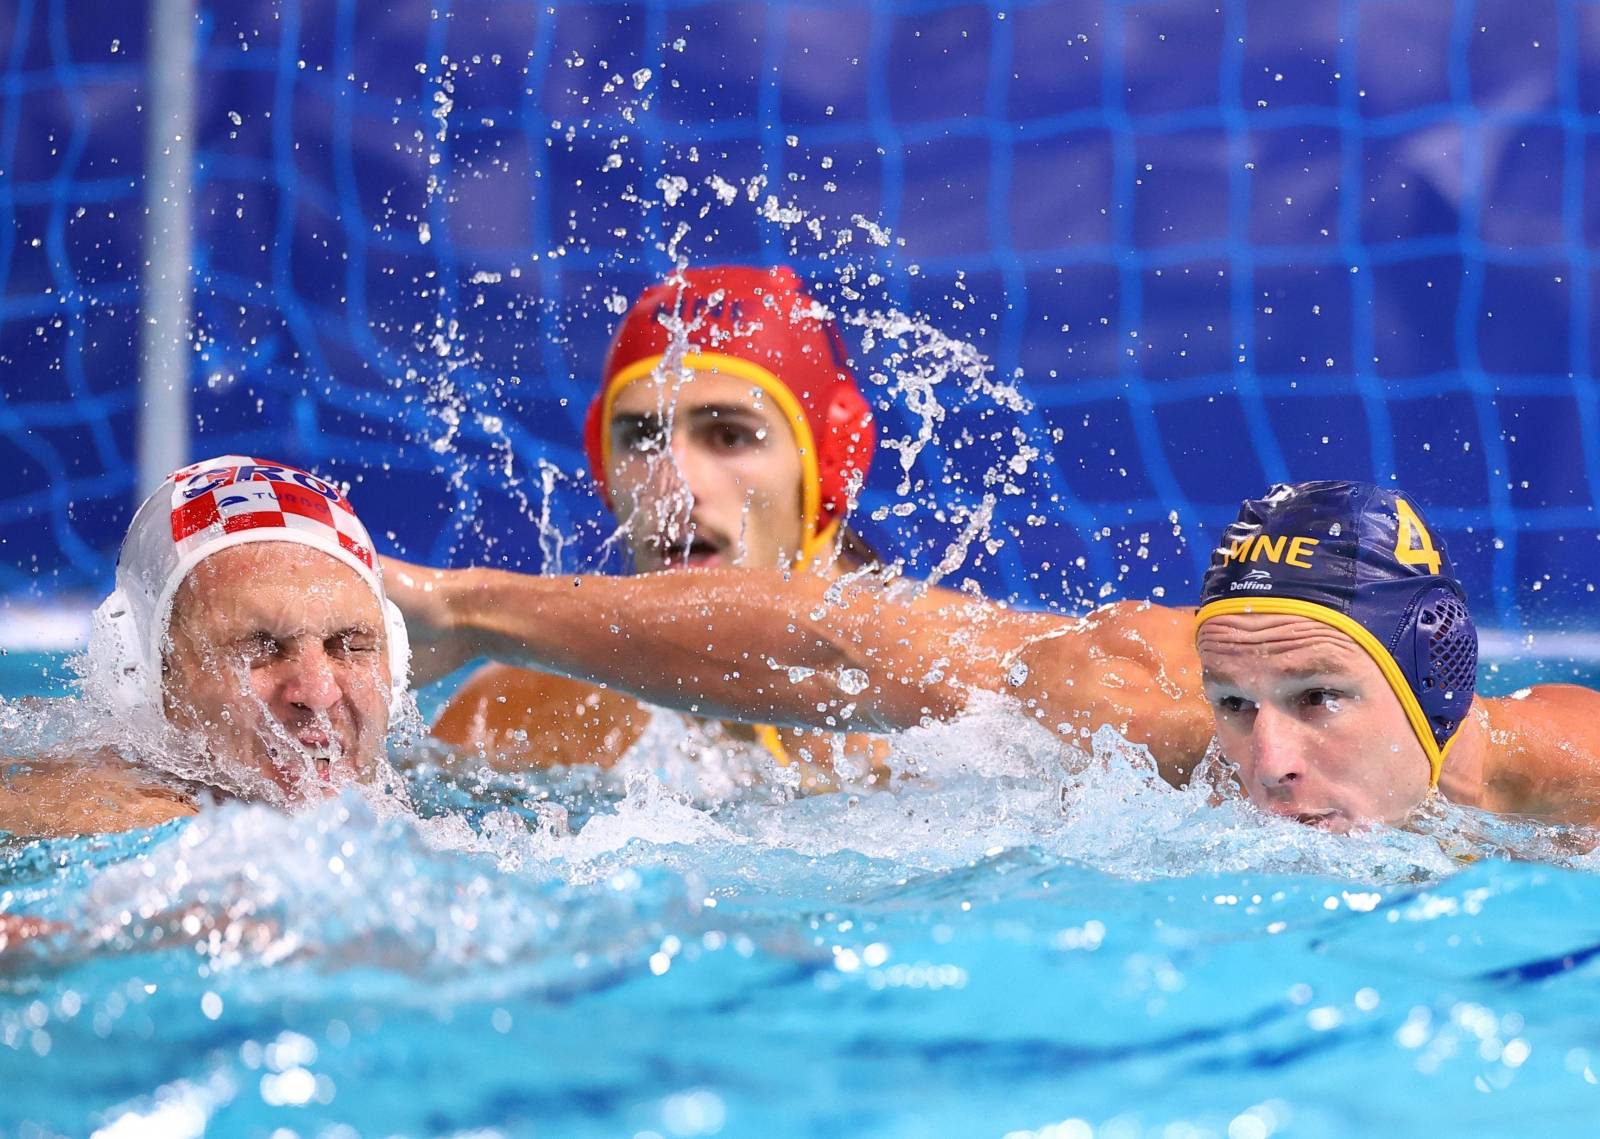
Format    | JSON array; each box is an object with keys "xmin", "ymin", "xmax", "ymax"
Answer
[{"xmin": 432, "ymin": 567, "xmax": 967, "ymax": 731}]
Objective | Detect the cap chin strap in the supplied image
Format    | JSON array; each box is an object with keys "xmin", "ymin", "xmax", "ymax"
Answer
[
  {"xmin": 1195, "ymin": 597, "xmax": 1460, "ymax": 787},
  {"xmin": 87, "ymin": 589, "xmax": 412, "ymax": 719},
  {"xmin": 796, "ymin": 517, "xmax": 842, "ymax": 571}
]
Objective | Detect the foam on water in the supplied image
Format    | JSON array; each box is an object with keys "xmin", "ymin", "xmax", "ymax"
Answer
[{"xmin": 6, "ymin": 698, "xmax": 1600, "ymax": 1137}]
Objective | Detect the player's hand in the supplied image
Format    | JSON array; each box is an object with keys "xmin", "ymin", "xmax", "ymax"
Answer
[{"xmin": 379, "ymin": 557, "xmax": 480, "ymax": 685}]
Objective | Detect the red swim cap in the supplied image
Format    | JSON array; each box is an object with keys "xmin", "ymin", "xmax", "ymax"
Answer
[{"xmin": 583, "ymin": 265, "xmax": 875, "ymax": 556}]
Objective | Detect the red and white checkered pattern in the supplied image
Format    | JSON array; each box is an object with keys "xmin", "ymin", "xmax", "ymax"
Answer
[{"xmin": 167, "ymin": 460, "xmax": 375, "ymax": 571}]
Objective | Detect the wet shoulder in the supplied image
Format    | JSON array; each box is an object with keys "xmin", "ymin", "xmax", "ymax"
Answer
[
  {"xmin": 429, "ymin": 662, "xmax": 652, "ymax": 770},
  {"xmin": 0, "ymin": 757, "xmax": 197, "ymax": 839},
  {"xmin": 1477, "ymin": 685, "xmax": 1600, "ymax": 823},
  {"xmin": 1099, "ymin": 600, "xmax": 1199, "ymax": 658}
]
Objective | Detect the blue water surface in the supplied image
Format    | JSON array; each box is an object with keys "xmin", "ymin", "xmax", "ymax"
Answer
[{"xmin": 3, "ymin": 654, "xmax": 1600, "ymax": 1138}]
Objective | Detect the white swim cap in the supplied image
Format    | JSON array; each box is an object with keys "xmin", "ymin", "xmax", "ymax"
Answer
[{"xmin": 89, "ymin": 455, "xmax": 411, "ymax": 715}]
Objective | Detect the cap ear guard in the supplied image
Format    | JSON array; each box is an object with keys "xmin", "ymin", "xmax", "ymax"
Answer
[
  {"xmin": 1400, "ymin": 585, "xmax": 1478, "ymax": 751},
  {"xmin": 817, "ymin": 383, "xmax": 874, "ymax": 523},
  {"xmin": 87, "ymin": 589, "xmax": 153, "ymax": 715},
  {"xmin": 381, "ymin": 596, "xmax": 412, "ymax": 712}
]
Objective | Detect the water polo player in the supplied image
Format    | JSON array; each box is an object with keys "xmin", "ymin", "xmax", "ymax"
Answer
[
  {"xmin": 386, "ymin": 480, "xmax": 1600, "ymax": 829},
  {"xmin": 426, "ymin": 265, "xmax": 894, "ymax": 782},
  {"xmin": 590, "ymin": 263, "xmax": 876, "ymax": 574},
  {"xmin": 0, "ymin": 456, "xmax": 410, "ymax": 836},
  {"xmin": 1192, "ymin": 482, "xmax": 1484, "ymax": 827}
]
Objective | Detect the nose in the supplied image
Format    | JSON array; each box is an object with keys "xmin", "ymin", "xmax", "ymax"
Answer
[
  {"xmin": 1249, "ymin": 704, "xmax": 1309, "ymax": 798},
  {"xmin": 629, "ymin": 433, "xmax": 693, "ymax": 511},
  {"xmin": 667, "ymin": 431, "xmax": 718, "ymax": 505},
  {"xmin": 277, "ymin": 647, "xmax": 341, "ymax": 713}
]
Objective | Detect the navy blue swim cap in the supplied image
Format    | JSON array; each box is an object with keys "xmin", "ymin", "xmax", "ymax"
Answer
[{"xmin": 1195, "ymin": 481, "xmax": 1478, "ymax": 785}]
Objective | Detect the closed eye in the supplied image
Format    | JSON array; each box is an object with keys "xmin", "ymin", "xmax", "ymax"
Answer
[
  {"xmin": 236, "ymin": 631, "xmax": 283, "ymax": 666},
  {"xmin": 329, "ymin": 629, "xmax": 380, "ymax": 657}
]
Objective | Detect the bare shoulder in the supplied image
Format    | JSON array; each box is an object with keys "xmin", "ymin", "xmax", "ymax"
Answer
[
  {"xmin": 430, "ymin": 662, "xmax": 652, "ymax": 770},
  {"xmin": 0, "ymin": 757, "xmax": 197, "ymax": 839},
  {"xmin": 1476, "ymin": 685, "xmax": 1600, "ymax": 822},
  {"xmin": 1087, "ymin": 599, "xmax": 1200, "ymax": 653}
]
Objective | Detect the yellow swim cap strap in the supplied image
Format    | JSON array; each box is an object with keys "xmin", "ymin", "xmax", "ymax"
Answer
[
  {"xmin": 797, "ymin": 517, "xmax": 842, "ymax": 570},
  {"xmin": 754, "ymin": 724, "xmax": 791, "ymax": 767}
]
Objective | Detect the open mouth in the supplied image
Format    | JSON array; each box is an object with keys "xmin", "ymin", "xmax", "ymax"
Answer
[
  {"xmin": 300, "ymin": 736, "xmax": 343, "ymax": 784},
  {"xmin": 683, "ymin": 536, "xmax": 723, "ymax": 567},
  {"xmin": 266, "ymin": 728, "xmax": 345, "ymax": 789},
  {"xmin": 647, "ymin": 531, "xmax": 726, "ymax": 569}
]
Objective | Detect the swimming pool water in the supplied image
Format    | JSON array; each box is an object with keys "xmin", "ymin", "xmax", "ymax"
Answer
[
  {"xmin": 0, "ymin": 652, "xmax": 76, "ymax": 701},
  {"xmin": 4, "ymin": 657, "xmax": 1600, "ymax": 1137}
]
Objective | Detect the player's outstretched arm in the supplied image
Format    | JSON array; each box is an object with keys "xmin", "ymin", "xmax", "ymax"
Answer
[
  {"xmin": 384, "ymin": 559, "xmax": 988, "ymax": 730},
  {"xmin": 383, "ymin": 559, "xmax": 1215, "ymax": 783}
]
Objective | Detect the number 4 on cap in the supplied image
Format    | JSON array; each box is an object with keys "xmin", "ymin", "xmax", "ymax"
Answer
[{"xmin": 1393, "ymin": 498, "xmax": 1443, "ymax": 576}]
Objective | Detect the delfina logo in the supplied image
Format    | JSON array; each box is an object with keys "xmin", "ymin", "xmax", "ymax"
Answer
[{"xmin": 1229, "ymin": 567, "xmax": 1274, "ymax": 593}]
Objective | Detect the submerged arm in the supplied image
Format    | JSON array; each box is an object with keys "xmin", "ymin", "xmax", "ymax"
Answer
[
  {"xmin": 383, "ymin": 560, "xmax": 1215, "ymax": 783},
  {"xmin": 0, "ymin": 758, "xmax": 198, "ymax": 839}
]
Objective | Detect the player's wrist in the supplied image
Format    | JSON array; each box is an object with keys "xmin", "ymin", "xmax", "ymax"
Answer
[
  {"xmin": 449, "ymin": 567, "xmax": 561, "ymax": 663},
  {"xmin": 444, "ymin": 567, "xmax": 500, "ymax": 654}
]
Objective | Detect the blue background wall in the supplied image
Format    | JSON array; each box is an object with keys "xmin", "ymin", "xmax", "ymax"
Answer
[{"xmin": 3, "ymin": 0, "xmax": 1598, "ymax": 628}]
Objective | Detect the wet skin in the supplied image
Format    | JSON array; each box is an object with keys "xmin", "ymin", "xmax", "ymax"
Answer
[
  {"xmin": 391, "ymin": 521, "xmax": 1600, "ymax": 831},
  {"xmin": 1197, "ymin": 612, "xmax": 1432, "ymax": 831},
  {"xmin": 163, "ymin": 543, "xmax": 392, "ymax": 802},
  {"xmin": 607, "ymin": 368, "xmax": 806, "ymax": 572}
]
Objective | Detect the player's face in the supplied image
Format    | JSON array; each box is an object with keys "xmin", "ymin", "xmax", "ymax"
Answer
[
  {"xmin": 163, "ymin": 542, "xmax": 391, "ymax": 802},
  {"xmin": 607, "ymin": 368, "xmax": 807, "ymax": 572},
  {"xmin": 1198, "ymin": 613, "xmax": 1432, "ymax": 831}
]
